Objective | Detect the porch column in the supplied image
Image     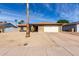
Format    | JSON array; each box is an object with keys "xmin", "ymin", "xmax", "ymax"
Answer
[
  {"xmin": 0, "ymin": 28, "xmax": 1, "ymax": 33},
  {"xmin": 72, "ymin": 28, "xmax": 74, "ymax": 32},
  {"xmin": 2, "ymin": 28, "xmax": 4, "ymax": 33}
]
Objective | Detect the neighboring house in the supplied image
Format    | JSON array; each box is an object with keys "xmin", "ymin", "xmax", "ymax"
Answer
[
  {"xmin": 0, "ymin": 23, "xmax": 4, "ymax": 33},
  {"xmin": 62, "ymin": 21, "xmax": 79, "ymax": 32},
  {"xmin": 0, "ymin": 22, "xmax": 16, "ymax": 33},
  {"xmin": 18, "ymin": 22, "xmax": 63, "ymax": 32}
]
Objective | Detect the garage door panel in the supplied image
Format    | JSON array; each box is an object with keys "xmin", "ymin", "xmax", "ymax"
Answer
[{"xmin": 44, "ymin": 26, "xmax": 59, "ymax": 32}]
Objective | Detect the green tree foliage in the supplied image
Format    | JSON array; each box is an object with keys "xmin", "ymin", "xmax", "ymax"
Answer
[
  {"xmin": 57, "ymin": 19, "xmax": 69, "ymax": 23},
  {"xmin": 18, "ymin": 22, "xmax": 21, "ymax": 24},
  {"xmin": 20, "ymin": 20, "xmax": 24, "ymax": 24},
  {"xmin": 18, "ymin": 20, "xmax": 25, "ymax": 24}
]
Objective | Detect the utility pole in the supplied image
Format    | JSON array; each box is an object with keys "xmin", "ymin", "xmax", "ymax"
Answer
[{"xmin": 26, "ymin": 1, "xmax": 30, "ymax": 37}]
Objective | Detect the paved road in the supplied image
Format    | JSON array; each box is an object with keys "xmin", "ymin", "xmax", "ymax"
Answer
[{"xmin": 0, "ymin": 32, "xmax": 79, "ymax": 56}]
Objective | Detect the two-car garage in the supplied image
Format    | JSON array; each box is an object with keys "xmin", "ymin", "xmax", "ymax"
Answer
[
  {"xmin": 38, "ymin": 23, "xmax": 62, "ymax": 32},
  {"xmin": 44, "ymin": 26, "xmax": 59, "ymax": 32}
]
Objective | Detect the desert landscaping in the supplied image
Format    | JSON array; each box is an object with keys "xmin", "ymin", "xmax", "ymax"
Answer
[{"xmin": 0, "ymin": 31, "xmax": 79, "ymax": 56}]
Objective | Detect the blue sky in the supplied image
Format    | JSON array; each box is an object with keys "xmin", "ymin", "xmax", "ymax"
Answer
[
  {"xmin": 0, "ymin": 3, "xmax": 79, "ymax": 24},
  {"xmin": 0, "ymin": 3, "xmax": 26, "ymax": 24},
  {"xmin": 29, "ymin": 3, "xmax": 79, "ymax": 23}
]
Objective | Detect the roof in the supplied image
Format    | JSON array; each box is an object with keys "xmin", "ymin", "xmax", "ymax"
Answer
[
  {"xmin": 62, "ymin": 21, "xmax": 79, "ymax": 26},
  {"xmin": 72, "ymin": 21, "xmax": 79, "ymax": 24},
  {"xmin": 18, "ymin": 24, "xmax": 27, "ymax": 27},
  {"xmin": 32, "ymin": 22, "xmax": 62, "ymax": 24},
  {"xmin": 0, "ymin": 23, "xmax": 17, "ymax": 28},
  {"xmin": 18, "ymin": 22, "xmax": 63, "ymax": 27},
  {"xmin": 4, "ymin": 23, "xmax": 17, "ymax": 28}
]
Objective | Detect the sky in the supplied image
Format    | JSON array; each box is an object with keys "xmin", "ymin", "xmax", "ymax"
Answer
[
  {"xmin": 0, "ymin": 3, "xmax": 79, "ymax": 24},
  {"xmin": 0, "ymin": 3, "xmax": 26, "ymax": 25}
]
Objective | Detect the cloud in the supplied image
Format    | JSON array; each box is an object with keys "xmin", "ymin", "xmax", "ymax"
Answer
[
  {"xmin": 1, "ymin": 3, "xmax": 79, "ymax": 24},
  {"xmin": 29, "ymin": 3, "xmax": 79, "ymax": 23},
  {"xmin": 29, "ymin": 10, "xmax": 55, "ymax": 23},
  {"xmin": 0, "ymin": 8, "xmax": 26, "ymax": 23},
  {"xmin": 43, "ymin": 3, "xmax": 53, "ymax": 12},
  {"xmin": 55, "ymin": 3, "xmax": 79, "ymax": 22}
]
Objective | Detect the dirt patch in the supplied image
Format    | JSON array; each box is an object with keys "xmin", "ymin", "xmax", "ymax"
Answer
[
  {"xmin": 23, "ymin": 43, "xmax": 28, "ymax": 46},
  {"xmin": 8, "ymin": 40, "xmax": 15, "ymax": 42}
]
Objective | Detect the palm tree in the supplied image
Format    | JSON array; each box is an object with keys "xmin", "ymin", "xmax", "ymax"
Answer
[
  {"xmin": 18, "ymin": 20, "xmax": 25, "ymax": 24},
  {"xmin": 20, "ymin": 20, "xmax": 24, "ymax": 24},
  {"xmin": 15, "ymin": 19, "xmax": 18, "ymax": 26},
  {"xmin": 4, "ymin": 21, "xmax": 7, "ymax": 23},
  {"xmin": 26, "ymin": 3, "xmax": 30, "ymax": 37},
  {"xmin": 18, "ymin": 22, "xmax": 21, "ymax": 24}
]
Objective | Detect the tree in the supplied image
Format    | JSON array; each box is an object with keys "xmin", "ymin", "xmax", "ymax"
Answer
[
  {"xmin": 4, "ymin": 21, "xmax": 7, "ymax": 23},
  {"xmin": 15, "ymin": 19, "xmax": 18, "ymax": 26},
  {"xmin": 20, "ymin": 20, "xmax": 24, "ymax": 24},
  {"xmin": 57, "ymin": 19, "xmax": 69, "ymax": 23},
  {"xmin": 15, "ymin": 19, "xmax": 17, "ymax": 22},
  {"xmin": 18, "ymin": 20, "xmax": 25, "ymax": 24},
  {"xmin": 18, "ymin": 22, "xmax": 21, "ymax": 24},
  {"xmin": 26, "ymin": 3, "xmax": 30, "ymax": 37}
]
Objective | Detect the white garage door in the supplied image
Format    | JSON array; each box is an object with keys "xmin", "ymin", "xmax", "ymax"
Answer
[
  {"xmin": 44, "ymin": 26, "xmax": 59, "ymax": 32},
  {"xmin": 77, "ymin": 24, "xmax": 79, "ymax": 32}
]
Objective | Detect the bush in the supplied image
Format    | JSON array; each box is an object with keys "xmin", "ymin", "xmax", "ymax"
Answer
[{"xmin": 31, "ymin": 26, "xmax": 35, "ymax": 32}]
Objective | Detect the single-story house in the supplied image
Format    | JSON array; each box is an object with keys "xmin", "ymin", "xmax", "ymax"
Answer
[
  {"xmin": 18, "ymin": 22, "xmax": 63, "ymax": 32},
  {"xmin": 0, "ymin": 22, "xmax": 16, "ymax": 33},
  {"xmin": 62, "ymin": 22, "xmax": 79, "ymax": 32}
]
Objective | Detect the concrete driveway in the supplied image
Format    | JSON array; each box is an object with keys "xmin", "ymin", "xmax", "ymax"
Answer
[{"xmin": 0, "ymin": 32, "xmax": 79, "ymax": 56}]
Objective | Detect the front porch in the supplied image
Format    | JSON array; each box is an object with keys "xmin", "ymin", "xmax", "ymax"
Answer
[{"xmin": 18, "ymin": 25, "xmax": 38, "ymax": 32}]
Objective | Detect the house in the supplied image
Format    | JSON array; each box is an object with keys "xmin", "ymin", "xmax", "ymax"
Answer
[
  {"xmin": 18, "ymin": 22, "xmax": 63, "ymax": 32},
  {"xmin": 0, "ymin": 22, "xmax": 16, "ymax": 33},
  {"xmin": 62, "ymin": 21, "xmax": 79, "ymax": 32},
  {"xmin": 0, "ymin": 23, "xmax": 5, "ymax": 33}
]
